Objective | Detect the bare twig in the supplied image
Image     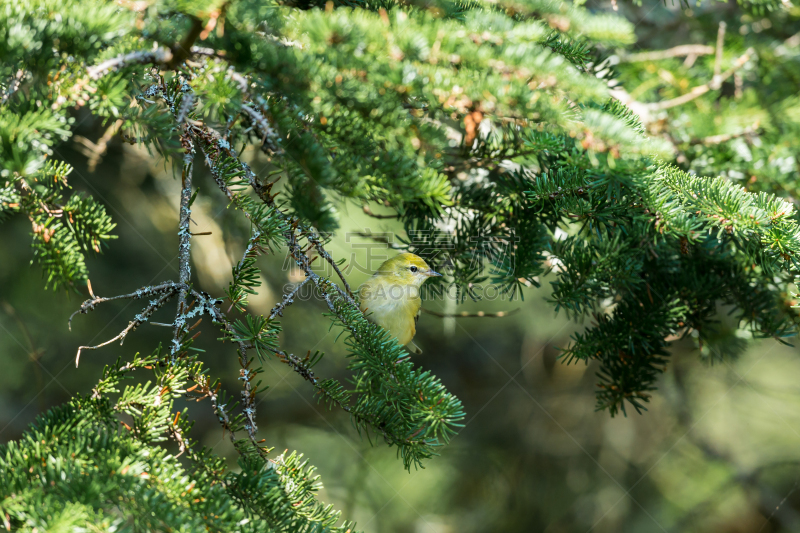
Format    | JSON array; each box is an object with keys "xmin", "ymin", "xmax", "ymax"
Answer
[
  {"xmin": 362, "ymin": 205, "xmax": 399, "ymax": 219},
  {"xmin": 355, "ymin": 230, "xmax": 405, "ymax": 250},
  {"xmin": 421, "ymin": 307, "xmax": 520, "ymax": 318},
  {"xmin": 688, "ymin": 123, "xmax": 760, "ymax": 146},
  {"xmin": 620, "ymin": 45, "xmax": 715, "ymax": 63},
  {"xmin": 74, "ymin": 119, "xmax": 124, "ymax": 172},
  {"xmin": 269, "ymin": 278, "xmax": 311, "ymax": 319},
  {"xmin": 644, "ymin": 48, "xmax": 753, "ymax": 112},
  {"xmin": 306, "ymin": 231, "xmax": 357, "ymax": 302},
  {"xmin": 207, "ymin": 385, "xmax": 240, "ymax": 447},
  {"xmin": 611, "ymin": 47, "xmax": 755, "ymax": 127},
  {"xmin": 173, "ymin": 133, "xmax": 195, "ymax": 349},
  {"xmin": 167, "ymin": 420, "xmax": 188, "ymax": 457},
  {"xmin": 74, "ymin": 287, "xmax": 178, "ymax": 367},
  {"xmin": 69, "ymin": 281, "xmax": 184, "ymax": 329},
  {"xmin": 87, "ymin": 48, "xmax": 173, "ymax": 79}
]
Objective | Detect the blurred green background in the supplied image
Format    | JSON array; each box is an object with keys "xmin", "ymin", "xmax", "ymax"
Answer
[{"xmin": 4, "ymin": 3, "xmax": 800, "ymax": 533}]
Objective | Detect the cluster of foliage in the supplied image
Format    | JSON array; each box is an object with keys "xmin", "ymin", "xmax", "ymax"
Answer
[
  {"xmin": 0, "ymin": 348, "xmax": 356, "ymax": 532},
  {"xmin": 2, "ymin": 0, "xmax": 800, "ymax": 528}
]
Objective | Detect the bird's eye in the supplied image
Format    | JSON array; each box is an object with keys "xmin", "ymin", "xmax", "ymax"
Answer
[{"xmin": 410, "ymin": 266, "xmax": 418, "ymax": 273}]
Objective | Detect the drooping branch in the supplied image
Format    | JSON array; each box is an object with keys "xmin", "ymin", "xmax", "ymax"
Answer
[
  {"xmin": 193, "ymin": 289, "xmax": 262, "ymax": 450},
  {"xmin": 193, "ymin": 117, "xmax": 358, "ymax": 304}
]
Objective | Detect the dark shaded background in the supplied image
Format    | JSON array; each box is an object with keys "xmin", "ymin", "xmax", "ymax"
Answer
[{"xmin": 3, "ymin": 2, "xmax": 800, "ymax": 532}]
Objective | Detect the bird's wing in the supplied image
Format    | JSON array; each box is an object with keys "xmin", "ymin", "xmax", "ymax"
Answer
[
  {"xmin": 407, "ymin": 340, "xmax": 422, "ymax": 355},
  {"xmin": 409, "ymin": 304, "xmax": 421, "ymax": 354},
  {"xmin": 412, "ymin": 295, "xmax": 421, "ymax": 325}
]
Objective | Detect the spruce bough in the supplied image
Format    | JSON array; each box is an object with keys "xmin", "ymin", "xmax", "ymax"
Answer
[{"xmin": 2, "ymin": 0, "xmax": 800, "ymax": 529}]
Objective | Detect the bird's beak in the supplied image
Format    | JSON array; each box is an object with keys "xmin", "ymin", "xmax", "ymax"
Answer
[{"xmin": 427, "ymin": 269, "xmax": 442, "ymax": 277}]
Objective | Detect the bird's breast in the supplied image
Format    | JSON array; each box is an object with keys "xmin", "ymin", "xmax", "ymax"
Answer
[{"xmin": 359, "ymin": 282, "xmax": 420, "ymax": 346}]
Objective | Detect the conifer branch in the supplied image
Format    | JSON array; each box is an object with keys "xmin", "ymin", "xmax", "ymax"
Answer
[
  {"xmin": 192, "ymin": 120, "xmax": 358, "ymax": 303},
  {"xmin": 191, "ymin": 127, "xmax": 462, "ymax": 456},
  {"xmin": 15, "ymin": 3, "xmax": 800, "ymax": 525}
]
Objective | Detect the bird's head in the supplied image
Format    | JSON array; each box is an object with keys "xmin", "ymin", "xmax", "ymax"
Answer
[{"xmin": 375, "ymin": 253, "xmax": 442, "ymax": 287}]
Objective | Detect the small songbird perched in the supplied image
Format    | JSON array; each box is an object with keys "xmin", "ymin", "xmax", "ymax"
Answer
[{"xmin": 358, "ymin": 253, "xmax": 442, "ymax": 355}]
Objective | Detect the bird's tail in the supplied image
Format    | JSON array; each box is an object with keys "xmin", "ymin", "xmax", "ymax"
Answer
[{"xmin": 406, "ymin": 341, "xmax": 422, "ymax": 355}]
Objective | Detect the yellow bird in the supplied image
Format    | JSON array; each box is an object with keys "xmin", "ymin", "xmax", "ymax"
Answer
[{"xmin": 358, "ymin": 253, "xmax": 442, "ymax": 354}]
